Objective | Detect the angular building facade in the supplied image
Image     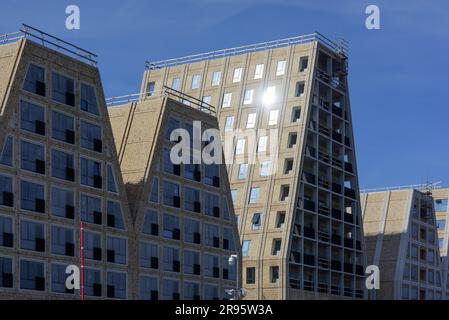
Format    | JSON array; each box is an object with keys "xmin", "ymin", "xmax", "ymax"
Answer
[
  {"xmin": 107, "ymin": 88, "xmax": 241, "ymax": 300},
  {"xmin": 361, "ymin": 188, "xmax": 446, "ymax": 299},
  {"xmin": 0, "ymin": 27, "xmax": 132, "ymax": 299},
  {"xmin": 140, "ymin": 33, "xmax": 367, "ymax": 299}
]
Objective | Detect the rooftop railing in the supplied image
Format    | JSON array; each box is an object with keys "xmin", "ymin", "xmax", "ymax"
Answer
[
  {"xmin": 145, "ymin": 31, "xmax": 348, "ymax": 70},
  {"xmin": 361, "ymin": 182, "xmax": 442, "ymax": 194},
  {"xmin": 106, "ymin": 85, "xmax": 216, "ymax": 116},
  {"xmin": 0, "ymin": 24, "xmax": 97, "ymax": 66}
]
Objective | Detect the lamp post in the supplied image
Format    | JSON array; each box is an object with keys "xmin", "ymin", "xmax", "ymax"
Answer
[{"xmin": 226, "ymin": 254, "xmax": 245, "ymax": 300}]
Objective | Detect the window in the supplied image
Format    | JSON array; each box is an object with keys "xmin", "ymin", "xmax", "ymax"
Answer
[
  {"xmin": 20, "ymin": 100, "xmax": 45, "ymax": 135},
  {"xmin": 270, "ymin": 266, "xmax": 280, "ymax": 283},
  {"xmin": 204, "ymin": 254, "xmax": 220, "ymax": 278},
  {"xmin": 52, "ymin": 72, "xmax": 75, "ymax": 106},
  {"xmin": 435, "ymin": 199, "xmax": 448, "ymax": 212},
  {"xmin": 80, "ymin": 83, "xmax": 99, "ymax": 115},
  {"xmin": 212, "ymin": 71, "xmax": 221, "ymax": 86},
  {"xmin": 243, "ymin": 89, "xmax": 254, "ymax": 105},
  {"xmin": 284, "ymin": 158, "xmax": 293, "ymax": 174},
  {"xmin": 276, "ymin": 212, "xmax": 286, "ymax": 228},
  {"xmin": 107, "ymin": 201, "xmax": 125, "ymax": 229},
  {"xmin": 85, "ymin": 268, "xmax": 102, "ymax": 297},
  {"xmin": 51, "ymin": 225, "xmax": 74, "ymax": 256},
  {"xmin": 260, "ymin": 160, "xmax": 271, "ymax": 177},
  {"xmin": 51, "ymin": 149, "xmax": 74, "ymax": 181},
  {"xmin": 249, "ymin": 187, "xmax": 260, "ymax": 204},
  {"xmin": 0, "ymin": 257, "xmax": 13, "ymax": 288},
  {"xmin": 52, "ymin": 111, "xmax": 74, "ymax": 144},
  {"xmin": 291, "ymin": 107, "xmax": 301, "ymax": 122},
  {"xmin": 202, "ymin": 95, "xmax": 212, "ymax": 105},
  {"xmin": 276, "ymin": 60, "xmax": 286, "ymax": 76},
  {"xmin": 51, "ymin": 263, "xmax": 73, "ymax": 294},
  {"xmin": 147, "ymin": 81, "xmax": 156, "ymax": 96},
  {"xmin": 162, "ymin": 279, "xmax": 179, "ymax": 300},
  {"xmin": 0, "ymin": 175, "xmax": 13, "ymax": 207},
  {"xmin": 184, "ymin": 250, "xmax": 200, "ymax": 275},
  {"xmin": 204, "ymin": 223, "xmax": 220, "ymax": 248},
  {"xmin": 184, "ymin": 163, "xmax": 200, "ymax": 182},
  {"xmin": 251, "ymin": 213, "xmax": 262, "ymax": 230},
  {"xmin": 85, "ymin": 232, "xmax": 101, "ymax": 261},
  {"xmin": 224, "ymin": 116, "xmax": 234, "ymax": 132},
  {"xmin": 223, "ymin": 227, "xmax": 235, "ymax": 251},
  {"xmin": 163, "ymin": 148, "xmax": 180, "ymax": 175},
  {"xmin": 163, "ymin": 214, "xmax": 180, "ymax": 240},
  {"xmin": 149, "ymin": 177, "xmax": 159, "ymax": 203},
  {"xmin": 223, "ymin": 198, "xmax": 230, "ymax": 221},
  {"xmin": 21, "ymin": 140, "xmax": 45, "ymax": 174},
  {"xmin": 20, "ymin": 220, "xmax": 45, "ymax": 252},
  {"xmin": 203, "ymin": 284, "xmax": 218, "ymax": 300},
  {"xmin": 80, "ymin": 121, "xmax": 102, "ymax": 153},
  {"xmin": 163, "ymin": 246, "xmax": 180, "ymax": 272},
  {"xmin": 246, "ymin": 113, "xmax": 256, "ymax": 128},
  {"xmin": 171, "ymin": 78, "xmax": 180, "ymax": 91},
  {"xmin": 139, "ymin": 276, "xmax": 158, "ymax": 300},
  {"xmin": 184, "ymin": 187, "xmax": 201, "ymax": 213},
  {"xmin": 254, "ymin": 64, "xmax": 264, "ymax": 79},
  {"xmin": 142, "ymin": 209, "xmax": 159, "ymax": 236},
  {"xmin": 205, "ymin": 192, "xmax": 220, "ymax": 218},
  {"xmin": 263, "ymin": 86, "xmax": 276, "ymax": 105},
  {"xmin": 0, "ymin": 136, "xmax": 13, "ymax": 166},
  {"xmin": 20, "ymin": 260, "xmax": 45, "ymax": 291},
  {"xmin": 238, "ymin": 164, "xmax": 248, "ymax": 180},
  {"xmin": 20, "ymin": 180, "xmax": 45, "ymax": 213},
  {"xmin": 23, "ymin": 64, "xmax": 45, "ymax": 96},
  {"xmin": 287, "ymin": 132, "xmax": 297, "ymax": 148},
  {"xmin": 222, "ymin": 92, "xmax": 232, "ymax": 108},
  {"xmin": 242, "ymin": 240, "xmax": 251, "ymax": 256},
  {"xmin": 233, "ymin": 68, "xmax": 243, "ymax": 83},
  {"xmin": 0, "ymin": 216, "xmax": 13, "ymax": 248},
  {"xmin": 272, "ymin": 239, "xmax": 282, "ymax": 255},
  {"xmin": 184, "ymin": 282, "xmax": 200, "ymax": 300},
  {"xmin": 80, "ymin": 194, "xmax": 102, "ymax": 224},
  {"xmin": 437, "ymin": 219, "xmax": 446, "ymax": 229},
  {"xmin": 191, "ymin": 74, "xmax": 201, "ymax": 90},
  {"xmin": 140, "ymin": 241, "xmax": 158, "ymax": 269},
  {"xmin": 235, "ymin": 139, "xmax": 245, "ymax": 155},
  {"xmin": 299, "ymin": 56, "xmax": 309, "ymax": 72},
  {"xmin": 165, "ymin": 117, "xmax": 180, "ymax": 141},
  {"xmin": 231, "ymin": 189, "xmax": 237, "ymax": 205},
  {"xmin": 258, "ymin": 136, "xmax": 268, "ymax": 153},
  {"xmin": 107, "ymin": 271, "xmax": 127, "ymax": 299},
  {"xmin": 184, "ymin": 218, "xmax": 200, "ymax": 244},
  {"xmin": 295, "ymin": 81, "xmax": 305, "ymax": 97},
  {"xmin": 246, "ymin": 267, "xmax": 256, "ymax": 284},
  {"xmin": 80, "ymin": 157, "xmax": 102, "ymax": 189},
  {"xmin": 163, "ymin": 181, "xmax": 180, "ymax": 208},
  {"xmin": 51, "ymin": 187, "xmax": 74, "ymax": 219},
  {"xmin": 107, "ymin": 236, "xmax": 127, "ymax": 264},
  {"xmin": 280, "ymin": 185, "xmax": 290, "ymax": 202},
  {"xmin": 107, "ymin": 164, "xmax": 118, "ymax": 193},
  {"xmin": 268, "ymin": 110, "xmax": 279, "ymax": 125}
]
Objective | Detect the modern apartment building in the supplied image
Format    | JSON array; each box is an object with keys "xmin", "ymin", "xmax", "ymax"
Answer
[
  {"xmin": 0, "ymin": 26, "xmax": 132, "ymax": 299},
  {"xmin": 107, "ymin": 88, "xmax": 241, "ymax": 300},
  {"xmin": 361, "ymin": 187, "xmax": 446, "ymax": 300},
  {"xmin": 431, "ymin": 188, "xmax": 449, "ymax": 290},
  {"xmin": 140, "ymin": 33, "xmax": 367, "ymax": 299}
]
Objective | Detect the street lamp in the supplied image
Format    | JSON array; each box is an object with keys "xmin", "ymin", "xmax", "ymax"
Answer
[{"xmin": 225, "ymin": 254, "xmax": 246, "ymax": 300}]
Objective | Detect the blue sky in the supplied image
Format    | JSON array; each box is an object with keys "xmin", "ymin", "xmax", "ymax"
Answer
[{"xmin": 1, "ymin": 0, "xmax": 448, "ymax": 189}]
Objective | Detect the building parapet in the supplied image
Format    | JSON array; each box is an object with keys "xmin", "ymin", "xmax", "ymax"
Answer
[{"xmin": 361, "ymin": 182, "xmax": 442, "ymax": 194}]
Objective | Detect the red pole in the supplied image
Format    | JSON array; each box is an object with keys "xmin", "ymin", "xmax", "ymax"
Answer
[{"xmin": 80, "ymin": 222, "xmax": 85, "ymax": 300}]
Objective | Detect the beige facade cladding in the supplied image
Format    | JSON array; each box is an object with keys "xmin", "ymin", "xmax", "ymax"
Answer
[
  {"xmin": 139, "ymin": 34, "xmax": 367, "ymax": 300},
  {"xmin": 361, "ymin": 189, "xmax": 446, "ymax": 300},
  {"xmin": 0, "ymin": 38, "xmax": 133, "ymax": 299},
  {"xmin": 108, "ymin": 94, "xmax": 241, "ymax": 300}
]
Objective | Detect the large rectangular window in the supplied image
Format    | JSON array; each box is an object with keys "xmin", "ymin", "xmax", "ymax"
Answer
[
  {"xmin": 80, "ymin": 194, "xmax": 102, "ymax": 225},
  {"xmin": 0, "ymin": 175, "xmax": 13, "ymax": 207},
  {"xmin": 51, "ymin": 149, "xmax": 74, "ymax": 181},
  {"xmin": 107, "ymin": 271, "xmax": 127, "ymax": 299},
  {"xmin": 107, "ymin": 200, "xmax": 125, "ymax": 229},
  {"xmin": 20, "ymin": 100, "xmax": 45, "ymax": 135},
  {"xmin": 211, "ymin": 71, "xmax": 221, "ymax": 86},
  {"xmin": 205, "ymin": 192, "xmax": 220, "ymax": 218},
  {"xmin": 276, "ymin": 60, "xmax": 286, "ymax": 76},
  {"xmin": 51, "ymin": 263, "xmax": 73, "ymax": 294},
  {"xmin": 52, "ymin": 72, "xmax": 75, "ymax": 106},
  {"xmin": 224, "ymin": 116, "xmax": 234, "ymax": 132},
  {"xmin": 51, "ymin": 187, "xmax": 74, "ymax": 219},
  {"xmin": 435, "ymin": 199, "xmax": 448, "ymax": 212},
  {"xmin": 142, "ymin": 209, "xmax": 158, "ymax": 236},
  {"xmin": 80, "ymin": 83, "xmax": 99, "ymax": 115},
  {"xmin": 163, "ymin": 246, "xmax": 180, "ymax": 272},
  {"xmin": 85, "ymin": 268, "xmax": 102, "ymax": 297},
  {"xmin": 243, "ymin": 89, "xmax": 254, "ymax": 105},
  {"xmin": 52, "ymin": 111, "xmax": 75, "ymax": 144},
  {"xmin": 85, "ymin": 231, "xmax": 102, "ymax": 261},
  {"xmin": 163, "ymin": 214, "xmax": 180, "ymax": 240},
  {"xmin": 20, "ymin": 140, "xmax": 45, "ymax": 174},
  {"xmin": 140, "ymin": 241, "xmax": 158, "ymax": 269},
  {"xmin": 107, "ymin": 236, "xmax": 127, "ymax": 264},
  {"xmin": 163, "ymin": 181, "xmax": 180, "ymax": 208},
  {"xmin": 80, "ymin": 121, "xmax": 102, "ymax": 153},
  {"xmin": 184, "ymin": 187, "xmax": 201, "ymax": 213},
  {"xmin": 139, "ymin": 276, "xmax": 158, "ymax": 300},
  {"xmin": 0, "ymin": 216, "xmax": 13, "ymax": 248},
  {"xmin": 0, "ymin": 136, "xmax": 14, "ymax": 166},
  {"xmin": 0, "ymin": 257, "xmax": 13, "ymax": 288},
  {"xmin": 23, "ymin": 64, "xmax": 45, "ymax": 96},
  {"xmin": 184, "ymin": 218, "xmax": 200, "ymax": 244},
  {"xmin": 184, "ymin": 250, "xmax": 200, "ymax": 275},
  {"xmin": 80, "ymin": 157, "xmax": 102, "ymax": 189},
  {"xmin": 222, "ymin": 93, "xmax": 232, "ymax": 108},
  {"xmin": 184, "ymin": 282, "xmax": 200, "ymax": 300},
  {"xmin": 20, "ymin": 220, "xmax": 45, "ymax": 252},
  {"xmin": 233, "ymin": 68, "xmax": 243, "ymax": 83},
  {"xmin": 246, "ymin": 113, "xmax": 256, "ymax": 128},
  {"xmin": 249, "ymin": 187, "xmax": 260, "ymax": 204},
  {"xmin": 242, "ymin": 240, "xmax": 251, "ymax": 256},
  {"xmin": 204, "ymin": 223, "xmax": 220, "ymax": 248},
  {"xmin": 162, "ymin": 279, "xmax": 179, "ymax": 300},
  {"xmin": 204, "ymin": 254, "xmax": 220, "ymax": 278},
  {"xmin": 51, "ymin": 225, "xmax": 74, "ymax": 256},
  {"xmin": 254, "ymin": 64, "xmax": 264, "ymax": 79},
  {"xmin": 20, "ymin": 260, "xmax": 45, "ymax": 291},
  {"xmin": 191, "ymin": 74, "xmax": 201, "ymax": 90},
  {"xmin": 20, "ymin": 180, "xmax": 45, "ymax": 213}
]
